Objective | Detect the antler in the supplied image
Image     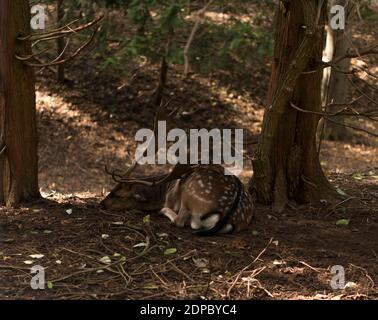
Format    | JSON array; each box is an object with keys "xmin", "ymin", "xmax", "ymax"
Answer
[
  {"xmin": 117, "ymin": 163, "xmax": 198, "ymax": 186},
  {"xmin": 106, "ymin": 97, "xmax": 191, "ymax": 185}
]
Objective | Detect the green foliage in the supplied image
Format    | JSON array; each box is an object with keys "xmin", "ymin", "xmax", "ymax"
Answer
[{"xmin": 36, "ymin": 0, "xmax": 274, "ymax": 73}]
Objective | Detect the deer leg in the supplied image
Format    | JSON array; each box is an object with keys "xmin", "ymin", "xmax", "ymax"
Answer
[
  {"xmin": 174, "ymin": 206, "xmax": 191, "ymax": 228},
  {"xmin": 160, "ymin": 207, "xmax": 178, "ymax": 224}
]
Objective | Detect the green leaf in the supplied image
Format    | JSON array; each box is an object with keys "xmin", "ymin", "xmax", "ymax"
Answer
[
  {"xmin": 143, "ymin": 284, "xmax": 159, "ymax": 290},
  {"xmin": 164, "ymin": 248, "xmax": 177, "ymax": 255},
  {"xmin": 352, "ymin": 173, "xmax": 363, "ymax": 181},
  {"xmin": 47, "ymin": 281, "xmax": 53, "ymax": 289},
  {"xmin": 336, "ymin": 219, "xmax": 350, "ymax": 226},
  {"xmin": 336, "ymin": 187, "xmax": 347, "ymax": 196},
  {"xmin": 143, "ymin": 215, "xmax": 150, "ymax": 224}
]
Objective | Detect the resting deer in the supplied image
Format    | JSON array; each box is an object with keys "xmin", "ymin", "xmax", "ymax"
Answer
[{"xmin": 100, "ymin": 105, "xmax": 254, "ymax": 235}]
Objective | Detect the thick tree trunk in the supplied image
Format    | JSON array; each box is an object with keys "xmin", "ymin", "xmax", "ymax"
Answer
[
  {"xmin": 250, "ymin": 0, "xmax": 337, "ymax": 211},
  {"xmin": 322, "ymin": 0, "xmax": 351, "ymax": 141},
  {"xmin": 0, "ymin": 0, "xmax": 40, "ymax": 207}
]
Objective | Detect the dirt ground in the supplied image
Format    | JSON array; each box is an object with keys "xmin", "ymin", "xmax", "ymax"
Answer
[{"xmin": 0, "ymin": 6, "xmax": 377, "ymax": 300}]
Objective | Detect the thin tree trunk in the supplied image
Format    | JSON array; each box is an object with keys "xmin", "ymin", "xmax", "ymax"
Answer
[
  {"xmin": 250, "ymin": 0, "xmax": 337, "ymax": 211},
  {"xmin": 0, "ymin": 0, "xmax": 40, "ymax": 207},
  {"xmin": 322, "ymin": 0, "xmax": 351, "ymax": 141},
  {"xmin": 57, "ymin": 0, "xmax": 65, "ymax": 83}
]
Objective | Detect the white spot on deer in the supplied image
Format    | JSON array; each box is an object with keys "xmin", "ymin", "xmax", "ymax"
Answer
[{"xmin": 191, "ymin": 191, "xmax": 213, "ymax": 204}]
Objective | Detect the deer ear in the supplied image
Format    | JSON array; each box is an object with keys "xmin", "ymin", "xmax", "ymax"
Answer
[{"xmin": 133, "ymin": 193, "xmax": 147, "ymax": 202}]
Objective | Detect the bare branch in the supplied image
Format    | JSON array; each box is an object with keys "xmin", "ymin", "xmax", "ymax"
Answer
[
  {"xmin": 14, "ymin": 47, "xmax": 50, "ymax": 61},
  {"xmin": 324, "ymin": 96, "xmax": 363, "ymax": 109},
  {"xmin": 290, "ymin": 102, "xmax": 377, "ymax": 121},
  {"xmin": 324, "ymin": 116, "xmax": 378, "ymax": 138},
  {"xmin": 347, "ymin": 76, "xmax": 378, "ymax": 106},
  {"xmin": 183, "ymin": 0, "xmax": 214, "ymax": 77},
  {"xmin": 322, "ymin": 43, "xmax": 378, "ymax": 69},
  {"xmin": 18, "ymin": 16, "xmax": 104, "ymax": 42},
  {"xmin": 290, "ymin": 102, "xmax": 378, "ymax": 137},
  {"xmin": 0, "ymin": 145, "xmax": 6, "ymax": 156},
  {"xmin": 22, "ymin": 28, "xmax": 98, "ymax": 67}
]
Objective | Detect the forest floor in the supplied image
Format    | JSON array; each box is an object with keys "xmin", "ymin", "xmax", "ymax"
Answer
[{"xmin": 0, "ymin": 5, "xmax": 377, "ymax": 300}]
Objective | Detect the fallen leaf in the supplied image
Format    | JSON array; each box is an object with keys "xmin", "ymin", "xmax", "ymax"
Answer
[
  {"xmin": 29, "ymin": 254, "xmax": 44, "ymax": 259},
  {"xmin": 143, "ymin": 284, "xmax": 159, "ymax": 290},
  {"xmin": 336, "ymin": 219, "xmax": 350, "ymax": 226},
  {"xmin": 164, "ymin": 248, "xmax": 177, "ymax": 255},
  {"xmin": 99, "ymin": 256, "xmax": 111, "ymax": 264},
  {"xmin": 352, "ymin": 173, "xmax": 363, "ymax": 181},
  {"xmin": 344, "ymin": 281, "xmax": 357, "ymax": 289},
  {"xmin": 192, "ymin": 257, "xmax": 209, "ymax": 268},
  {"xmin": 336, "ymin": 188, "xmax": 347, "ymax": 197},
  {"xmin": 111, "ymin": 221, "xmax": 124, "ymax": 225},
  {"xmin": 133, "ymin": 242, "xmax": 148, "ymax": 248},
  {"xmin": 157, "ymin": 233, "xmax": 169, "ymax": 238}
]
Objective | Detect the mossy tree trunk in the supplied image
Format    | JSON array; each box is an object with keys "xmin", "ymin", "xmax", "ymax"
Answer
[
  {"xmin": 0, "ymin": 0, "xmax": 40, "ymax": 207},
  {"xmin": 250, "ymin": 0, "xmax": 337, "ymax": 212}
]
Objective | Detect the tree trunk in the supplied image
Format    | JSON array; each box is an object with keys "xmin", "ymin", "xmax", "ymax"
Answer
[
  {"xmin": 57, "ymin": 0, "xmax": 66, "ymax": 83},
  {"xmin": 0, "ymin": 0, "xmax": 40, "ymax": 207},
  {"xmin": 250, "ymin": 0, "xmax": 337, "ymax": 211},
  {"xmin": 322, "ymin": 0, "xmax": 351, "ymax": 141}
]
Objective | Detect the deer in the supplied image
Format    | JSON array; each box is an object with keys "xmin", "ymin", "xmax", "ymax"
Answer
[{"xmin": 100, "ymin": 104, "xmax": 254, "ymax": 236}]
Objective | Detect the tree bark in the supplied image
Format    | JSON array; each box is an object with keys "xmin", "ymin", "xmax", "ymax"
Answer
[
  {"xmin": 0, "ymin": 0, "xmax": 40, "ymax": 207},
  {"xmin": 250, "ymin": 0, "xmax": 337, "ymax": 211},
  {"xmin": 322, "ymin": 0, "xmax": 351, "ymax": 141}
]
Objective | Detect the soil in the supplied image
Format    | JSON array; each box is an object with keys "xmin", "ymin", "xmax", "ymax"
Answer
[{"xmin": 0, "ymin": 5, "xmax": 377, "ymax": 300}]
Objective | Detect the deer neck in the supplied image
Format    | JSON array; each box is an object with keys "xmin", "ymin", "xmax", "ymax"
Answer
[{"xmin": 144, "ymin": 180, "xmax": 178, "ymax": 210}]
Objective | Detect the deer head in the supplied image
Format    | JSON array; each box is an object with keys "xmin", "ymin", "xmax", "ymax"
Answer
[{"xmin": 100, "ymin": 101, "xmax": 195, "ymax": 211}]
